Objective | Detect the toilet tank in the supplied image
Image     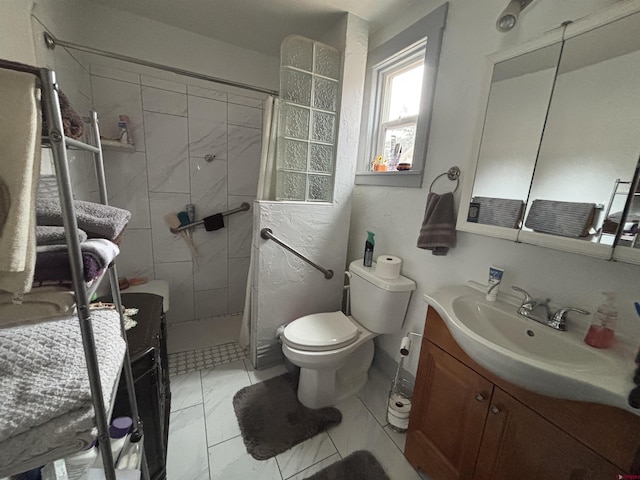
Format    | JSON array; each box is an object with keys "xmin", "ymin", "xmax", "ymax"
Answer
[{"xmin": 348, "ymin": 260, "xmax": 416, "ymax": 334}]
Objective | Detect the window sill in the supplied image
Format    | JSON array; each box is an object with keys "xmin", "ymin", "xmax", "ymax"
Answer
[{"xmin": 355, "ymin": 170, "xmax": 424, "ymax": 187}]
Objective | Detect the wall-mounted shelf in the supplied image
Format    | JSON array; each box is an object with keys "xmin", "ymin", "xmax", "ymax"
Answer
[{"xmin": 101, "ymin": 138, "xmax": 136, "ymax": 152}]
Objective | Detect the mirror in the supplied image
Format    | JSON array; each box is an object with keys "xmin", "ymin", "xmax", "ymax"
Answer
[
  {"xmin": 469, "ymin": 43, "xmax": 561, "ymax": 231},
  {"xmin": 519, "ymin": 9, "xmax": 640, "ymax": 259},
  {"xmin": 458, "ymin": 3, "xmax": 640, "ymax": 263}
]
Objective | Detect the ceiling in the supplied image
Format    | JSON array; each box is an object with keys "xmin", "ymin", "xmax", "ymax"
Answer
[{"xmin": 86, "ymin": 0, "xmax": 417, "ymax": 56}]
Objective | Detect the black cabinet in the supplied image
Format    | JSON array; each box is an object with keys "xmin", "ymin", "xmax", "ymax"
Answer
[{"xmin": 103, "ymin": 293, "xmax": 171, "ymax": 480}]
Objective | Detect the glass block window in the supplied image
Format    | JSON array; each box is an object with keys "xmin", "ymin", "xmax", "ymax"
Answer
[{"xmin": 276, "ymin": 35, "xmax": 341, "ymax": 202}]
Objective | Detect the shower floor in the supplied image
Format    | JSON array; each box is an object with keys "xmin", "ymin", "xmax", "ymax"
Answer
[
  {"xmin": 167, "ymin": 312, "xmax": 243, "ymax": 353},
  {"xmin": 168, "ymin": 342, "xmax": 249, "ymax": 377}
]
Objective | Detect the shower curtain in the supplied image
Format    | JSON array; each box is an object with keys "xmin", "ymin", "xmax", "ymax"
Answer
[{"xmin": 239, "ymin": 96, "xmax": 279, "ymax": 348}]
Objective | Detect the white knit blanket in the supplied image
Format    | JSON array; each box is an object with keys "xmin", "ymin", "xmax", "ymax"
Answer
[{"xmin": 0, "ymin": 309, "xmax": 125, "ymax": 474}]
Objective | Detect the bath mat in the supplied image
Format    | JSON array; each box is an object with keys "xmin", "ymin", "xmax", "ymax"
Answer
[
  {"xmin": 232, "ymin": 373, "xmax": 342, "ymax": 460},
  {"xmin": 304, "ymin": 450, "xmax": 390, "ymax": 480}
]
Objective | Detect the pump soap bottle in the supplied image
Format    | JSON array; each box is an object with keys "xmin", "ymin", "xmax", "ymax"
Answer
[
  {"xmin": 584, "ymin": 292, "xmax": 617, "ymax": 349},
  {"xmin": 363, "ymin": 231, "xmax": 375, "ymax": 267}
]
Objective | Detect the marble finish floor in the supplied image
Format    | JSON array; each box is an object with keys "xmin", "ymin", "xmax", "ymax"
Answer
[
  {"xmin": 167, "ymin": 360, "xmax": 431, "ymax": 480},
  {"xmin": 167, "ymin": 313, "xmax": 242, "ymax": 353}
]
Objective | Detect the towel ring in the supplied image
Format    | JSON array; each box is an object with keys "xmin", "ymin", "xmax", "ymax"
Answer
[{"xmin": 429, "ymin": 166, "xmax": 460, "ymax": 194}]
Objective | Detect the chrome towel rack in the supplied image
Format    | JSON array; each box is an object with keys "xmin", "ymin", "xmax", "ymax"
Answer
[
  {"xmin": 170, "ymin": 202, "xmax": 251, "ymax": 233},
  {"xmin": 429, "ymin": 166, "xmax": 461, "ymax": 194},
  {"xmin": 260, "ymin": 228, "xmax": 334, "ymax": 279}
]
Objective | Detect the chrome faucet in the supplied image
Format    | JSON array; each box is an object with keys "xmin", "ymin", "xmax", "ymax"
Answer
[
  {"xmin": 548, "ymin": 306, "xmax": 590, "ymax": 331},
  {"xmin": 511, "ymin": 286, "xmax": 589, "ymax": 331},
  {"xmin": 511, "ymin": 286, "xmax": 551, "ymax": 325}
]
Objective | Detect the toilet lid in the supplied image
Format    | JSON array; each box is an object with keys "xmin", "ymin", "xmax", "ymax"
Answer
[{"xmin": 283, "ymin": 311, "xmax": 359, "ymax": 351}]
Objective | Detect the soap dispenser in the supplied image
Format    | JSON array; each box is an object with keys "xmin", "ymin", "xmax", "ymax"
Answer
[{"xmin": 584, "ymin": 292, "xmax": 617, "ymax": 349}]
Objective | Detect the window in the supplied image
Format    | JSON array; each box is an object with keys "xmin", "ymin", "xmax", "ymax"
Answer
[{"xmin": 356, "ymin": 3, "xmax": 448, "ymax": 187}]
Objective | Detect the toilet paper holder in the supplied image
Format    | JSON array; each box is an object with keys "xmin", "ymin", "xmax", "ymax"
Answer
[{"xmin": 400, "ymin": 331, "xmax": 422, "ymax": 357}]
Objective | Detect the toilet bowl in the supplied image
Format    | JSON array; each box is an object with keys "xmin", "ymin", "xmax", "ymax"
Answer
[{"xmin": 281, "ymin": 260, "xmax": 416, "ymax": 409}]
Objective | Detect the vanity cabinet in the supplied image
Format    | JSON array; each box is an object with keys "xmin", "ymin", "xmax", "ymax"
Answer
[{"xmin": 405, "ymin": 307, "xmax": 640, "ymax": 480}]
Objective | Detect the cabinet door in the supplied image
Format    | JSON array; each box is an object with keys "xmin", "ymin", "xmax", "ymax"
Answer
[
  {"xmin": 474, "ymin": 388, "xmax": 621, "ymax": 480},
  {"xmin": 405, "ymin": 341, "xmax": 493, "ymax": 480}
]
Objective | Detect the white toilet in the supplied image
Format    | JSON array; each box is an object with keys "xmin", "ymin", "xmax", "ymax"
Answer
[{"xmin": 281, "ymin": 260, "xmax": 416, "ymax": 409}]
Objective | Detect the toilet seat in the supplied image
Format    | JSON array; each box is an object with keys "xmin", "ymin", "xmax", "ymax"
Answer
[{"xmin": 282, "ymin": 311, "xmax": 360, "ymax": 352}]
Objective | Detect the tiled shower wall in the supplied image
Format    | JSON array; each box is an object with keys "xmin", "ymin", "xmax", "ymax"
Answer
[{"xmin": 91, "ymin": 66, "xmax": 264, "ymax": 325}]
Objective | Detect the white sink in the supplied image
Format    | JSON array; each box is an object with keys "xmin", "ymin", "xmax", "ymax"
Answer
[{"xmin": 424, "ymin": 283, "xmax": 637, "ymax": 415}]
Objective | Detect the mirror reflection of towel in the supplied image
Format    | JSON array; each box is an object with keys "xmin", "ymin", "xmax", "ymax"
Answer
[
  {"xmin": 525, "ymin": 200, "xmax": 596, "ymax": 237},
  {"xmin": 469, "ymin": 197, "xmax": 524, "ymax": 228},
  {"xmin": 417, "ymin": 192, "xmax": 456, "ymax": 256}
]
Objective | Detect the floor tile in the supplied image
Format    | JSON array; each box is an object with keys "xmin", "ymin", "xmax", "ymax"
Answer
[
  {"xmin": 384, "ymin": 424, "xmax": 407, "ymax": 452},
  {"xmin": 170, "ymin": 371, "xmax": 203, "ymax": 412},
  {"xmin": 327, "ymin": 396, "xmax": 421, "ymax": 480},
  {"xmin": 208, "ymin": 436, "xmax": 282, "ymax": 480},
  {"xmin": 243, "ymin": 358, "xmax": 288, "ymax": 384},
  {"xmin": 166, "ymin": 404, "xmax": 209, "ymax": 480},
  {"xmin": 167, "ymin": 313, "xmax": 242, "ymax": 353},
  {"xmin": 357, "ymin": 367, "xmax": 392, "ymax": 426},
  {"xmin": 285, "ymin": 453, "xmax": 341, "ymax": 480},
  {"xmin": 201, "ymin": 360, "xmax": 251, "ymax": 446},
  {"xmin": 275, "ymin": 431, "xmax": 337, "ymax": 479}
]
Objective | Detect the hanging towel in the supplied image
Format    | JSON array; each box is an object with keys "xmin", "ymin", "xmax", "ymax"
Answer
[
  {"xmin": 0, "ymin": 67, "xmax": 42, "ymax": 294},
  {"xmin": 417, "ymin": 192, "xmax": 456, "ymax": 256},
  {"xmin": 204, "ymin": 213, "xmax": 225, "ymax": 231}
]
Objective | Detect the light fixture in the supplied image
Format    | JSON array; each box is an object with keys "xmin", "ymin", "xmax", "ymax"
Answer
[{"xmin": 497, "ymin": 0, "xmax": 535, "ymax": 32}]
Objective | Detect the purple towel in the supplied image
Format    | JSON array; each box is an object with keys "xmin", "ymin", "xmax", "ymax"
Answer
[
  {"xmin": 33, "ymin": 239, "xmax": 119, "ymax": 283},
  {"xmin": 417, "ymin": 192, "xmax": 456, "ymax": 256}
]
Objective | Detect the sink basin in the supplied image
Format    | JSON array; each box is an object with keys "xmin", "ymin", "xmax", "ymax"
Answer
[{"xmin": 425, "ymin": 283, "xmax": 636, "ymax": 414}]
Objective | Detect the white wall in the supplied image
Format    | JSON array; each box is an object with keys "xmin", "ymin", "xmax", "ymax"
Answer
[
  {"xmin": 252, "ymin": 14, "xmax": 368, "ymax": 367},
  {"xmin": 348, "ymin": 0, "xmax": 639, "ymax": 376},
  {"xmin": 31, "ymin": 0, "xmax": 279, "ymax": 92}
]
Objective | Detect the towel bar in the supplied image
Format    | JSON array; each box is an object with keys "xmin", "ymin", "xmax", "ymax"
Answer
[
  {"xmin": 169, "ymin": 202, "xmax": 250, "ymax": 233},
  {"xmin": 430, "ymin": 166, "xmax": 460, "ymax": 194}
]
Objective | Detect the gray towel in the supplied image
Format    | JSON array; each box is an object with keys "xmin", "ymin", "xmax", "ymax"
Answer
[
  {"xmin": 417, "ymin": 192, "xmax": 456, "ymax": 255},
  {"xmin": 469, "ymin": 197, "xmax": 524, "ymax": 228},
  {"xmin": 525, "ymin": 200, "xmax": 596, "ymax": 237},
  {"xmin": 36, "ymin": 198, "xmax": 131, "ymax": 241},
  {"xmin": 36, "ymin": 225, "xmax": 87, "ymax": 245}
]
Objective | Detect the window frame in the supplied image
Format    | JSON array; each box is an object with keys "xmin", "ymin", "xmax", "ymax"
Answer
[{"xmin": 356, "ymin": 2, "xmax": 448, "ymax": 187}]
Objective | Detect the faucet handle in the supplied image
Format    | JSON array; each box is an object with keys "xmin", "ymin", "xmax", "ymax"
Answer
[
  {"xmin": 511, "ymin": 286, "xmax": 532, "ymax": 303},
  {"xmin": 550, "ymin": 307, "xmax": 590, "ymax": 331}
]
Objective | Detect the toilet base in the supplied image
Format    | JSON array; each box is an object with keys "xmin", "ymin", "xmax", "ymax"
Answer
[{"xmin": 297, "ymin": 339, "xmax": 375, "ymax": 409}]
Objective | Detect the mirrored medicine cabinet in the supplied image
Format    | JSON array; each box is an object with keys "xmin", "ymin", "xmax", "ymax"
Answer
[{"xmin": 457, "ymin": 1, "xmax": 640, "ymax": 265}]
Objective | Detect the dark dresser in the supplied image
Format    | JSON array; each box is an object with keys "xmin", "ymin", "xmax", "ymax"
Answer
[{"xmin": 104, "ymin": 292, "xmax": 171, "ymax": 480}]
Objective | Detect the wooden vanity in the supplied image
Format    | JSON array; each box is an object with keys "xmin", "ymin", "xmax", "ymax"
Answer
[{"xmin": 405, "ymin": 307, "xmax": 640, "ymax": 479}]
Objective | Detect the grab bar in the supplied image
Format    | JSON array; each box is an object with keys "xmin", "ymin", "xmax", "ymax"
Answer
[
  {"xmin": 260, "ymin": 228, "xmax": 334, "ymax": 279},
  {"xmin": 170, "ymin": 202, "xmax": 250, "ymax": 233}
]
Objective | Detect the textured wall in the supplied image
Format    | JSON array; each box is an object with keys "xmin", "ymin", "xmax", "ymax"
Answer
[{"xmin": 252, "ymin": 14, "xmax": 369, "ymax": 367}]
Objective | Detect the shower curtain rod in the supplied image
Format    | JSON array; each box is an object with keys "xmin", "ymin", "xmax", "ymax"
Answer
[{"xmin": 43, "ymin": 32, "xmax": 279, "ymax": 97}]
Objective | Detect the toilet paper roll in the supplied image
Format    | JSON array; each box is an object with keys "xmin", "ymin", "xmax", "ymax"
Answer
[
  {"xmin": 389, "ymin": 392, "xmax": 412, "ymax": 414},
  {"xmin": 400, "ymin": 336, "xmax": 411, "ymax": 357},
  {"xmin": 375, "ymin": 255, "xmax": 402, "ymax": 279}
]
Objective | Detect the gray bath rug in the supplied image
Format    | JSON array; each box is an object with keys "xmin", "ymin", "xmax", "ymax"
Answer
[
  {"xmin": 304, "ymin": 451, "xmax": 390, "ymax": 480},
  {"xmin": 232, "ymin": 373, "xmax": 342, "ymax": 460}
]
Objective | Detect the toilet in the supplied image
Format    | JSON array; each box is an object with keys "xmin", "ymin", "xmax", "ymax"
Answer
[{"xmin": 281, "ymin": 260, "xmax": 416, "ymax": 409}]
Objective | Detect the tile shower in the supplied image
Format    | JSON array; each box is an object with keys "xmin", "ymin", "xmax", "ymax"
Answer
[{"xmin": 91, "ymin": 66, "xmax": 264, "ymax": 326}]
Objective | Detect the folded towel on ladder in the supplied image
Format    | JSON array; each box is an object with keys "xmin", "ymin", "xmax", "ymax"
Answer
[
  {"xmin": 417, "ymin": 192, "xmax": 456, "ymax": 256},
  {"xmin": 469, "ymin": 197, "xmax": 525, "ymax": 228}
]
